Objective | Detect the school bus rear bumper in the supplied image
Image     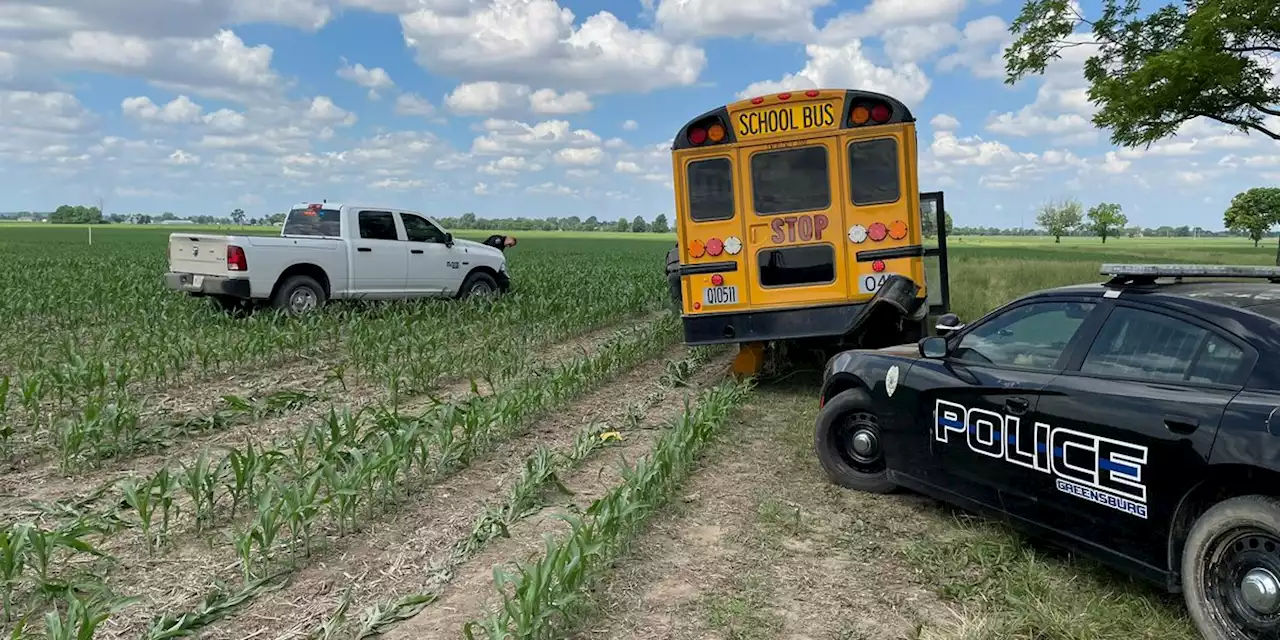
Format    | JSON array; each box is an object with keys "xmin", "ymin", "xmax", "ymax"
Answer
[
  {"xmin": 680, "ymin": 274, "xmax": 927, "ymax": 346},
  {"xmin": 681, "ymin": 303, "xmax": 871, "ymax": 345}
]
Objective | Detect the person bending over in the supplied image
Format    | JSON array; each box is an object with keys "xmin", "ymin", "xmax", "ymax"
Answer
[{"xmin": 482, "ymin": 235, "xmax": 517, "ymax": 251}]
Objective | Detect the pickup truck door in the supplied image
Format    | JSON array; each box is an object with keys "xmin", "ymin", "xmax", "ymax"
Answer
[
  {"xmin": 350, "ymin": 210, "xmax": 409, "ymax": 295},
  {"xmin": 398, "ymin": 211, "xmax": 453, "ymax": 293}
]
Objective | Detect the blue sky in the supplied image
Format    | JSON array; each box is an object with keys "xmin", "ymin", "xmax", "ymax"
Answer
[{"xmin": 0, "ymin": 0, "xmax": 1276, "ymax": 229}]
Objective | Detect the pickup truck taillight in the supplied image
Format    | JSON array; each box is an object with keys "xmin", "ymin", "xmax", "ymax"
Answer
[{"xmin": 227, "ymin": 245, "xmax": 248, "ymax": 271}]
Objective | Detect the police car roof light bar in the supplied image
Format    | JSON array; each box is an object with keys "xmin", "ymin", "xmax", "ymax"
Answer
[{"xmin": 1101, "ymin": 263, "xmax": 1280, "ymax": 285}]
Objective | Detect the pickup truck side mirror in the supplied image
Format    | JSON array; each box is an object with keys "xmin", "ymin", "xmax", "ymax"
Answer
[{"xmin": 443, "ymin": 232, "xmax": 453, "ymax": 247}]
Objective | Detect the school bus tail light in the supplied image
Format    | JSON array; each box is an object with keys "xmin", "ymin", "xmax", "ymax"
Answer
[
  {"xmin": 872, "ymin": 260, "xmax": 886, "ymax": 272},
  {"xmin": 867, "ymin": 222, "xmax": 888, "ymax": 242},
  {"xmin": 711, "ymin": 274, "xmax": 724, "ymax": 286},
  {"xmin": 849, "ymin": 100, "xmax": 893, "ymax": 126},
  {"xmin": 706, "ymin": 237, "xmax": 724, "ymax": 256},
  {"xmin": 724, "ymin": 236, "xmax": 743, "ymax": 255},
  {"xmin": 686, "ymin": 117, "xmax": 729, "ymax": 147},
  {"xmin": 689, "ymin": 239, "xmax": 707, "ymax": 258}
]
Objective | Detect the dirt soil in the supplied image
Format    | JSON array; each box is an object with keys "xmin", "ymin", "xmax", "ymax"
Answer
[
  {"xmin": 186, "ymin": 344, "xmax": 729, "ymax": 640},
  {"xmin": 379, "ymin": 349, "xmax": 734, "ymax": 640},
  {"xmin": 0, "ymin": 313, "xmax": 666, "ymax": 520},
  {"xmin": 566, "ymin": 378, "xmax": 957, "ymax": 640}
]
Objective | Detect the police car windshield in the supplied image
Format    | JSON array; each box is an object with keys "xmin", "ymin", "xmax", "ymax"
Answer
[{"xmin": 283, "ymin": 207, "xmax": 341, "ymax": 237}]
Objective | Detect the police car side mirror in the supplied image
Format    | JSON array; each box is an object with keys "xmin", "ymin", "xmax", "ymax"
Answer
[
  {"xmin": 444, "ymin": 232, "xmax": 454, "ymax": 247},
  {"xmin": 919, "ymin": 336, "xmax": 949, "ymax": 359}
]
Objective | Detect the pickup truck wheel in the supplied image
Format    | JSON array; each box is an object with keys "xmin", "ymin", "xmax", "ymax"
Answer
[
  {"xmin": 273, "ymin": 275, "xmax": 325, "ymax": 315},
  {"xmin": 814, "ymin": 388, "xmax": 896, "ymax": 494},
  {"xmin": 1183, "ymin": 495, "xmax": 1280, "ymax": 640},
  {"xmin": 459, "ymin": 272, "xmax": 498, "ymax": 299}
]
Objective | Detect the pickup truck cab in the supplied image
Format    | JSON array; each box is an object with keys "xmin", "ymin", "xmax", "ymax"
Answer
[{"xmin": 164, "ymin": 202, "xmax": 510, "ymax": 314}]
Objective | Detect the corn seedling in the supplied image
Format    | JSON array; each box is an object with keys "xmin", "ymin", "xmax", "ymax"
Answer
[{"xmin": 464, "ymin": 379, "xmax": 752, "ymax": 639}]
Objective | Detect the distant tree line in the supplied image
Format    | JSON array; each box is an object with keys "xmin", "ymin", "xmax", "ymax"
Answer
[{"xmin": 435, "ymin": 212, "xmax": 672, "ymax": 233}]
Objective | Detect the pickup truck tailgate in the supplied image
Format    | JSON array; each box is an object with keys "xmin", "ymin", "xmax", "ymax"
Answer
[{"xmin": 169, "ymin": 234, "xmax": 231, "ymax": 276}]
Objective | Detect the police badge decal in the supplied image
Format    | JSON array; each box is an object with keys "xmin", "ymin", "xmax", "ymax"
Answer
[{"xmin": 885, "ymin": 365, "xmax": 899, "ymax": 397}]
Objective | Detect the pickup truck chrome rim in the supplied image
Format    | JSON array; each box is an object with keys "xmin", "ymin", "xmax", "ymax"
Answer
[
  {"xmin": 835, "ymin": 411, "xmax": 884, "ymax": 473},
  {"xmin": 289, "ymin": 288, "xmax": 317, "ymax": 313},
  {"xmin": 1205, "ymin": 528, "xmax": 1280, "ymax": 637}
]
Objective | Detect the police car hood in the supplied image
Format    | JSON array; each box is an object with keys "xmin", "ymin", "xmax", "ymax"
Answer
[
  {"xmin": 874, "ymin": 343, "xmax": 923, "ymax": 359},
  {"xmin": 454, "ymin": 238, "xmax": 503, "ymax": 259}
]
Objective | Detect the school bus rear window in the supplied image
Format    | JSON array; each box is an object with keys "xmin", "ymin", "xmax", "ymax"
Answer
[
  {"xmin": 758, "ymin": 244, "xmax": 836, "ymax": 287},
  {"xmin": 687, "ymin": 158, "xmax": 735, "ymax": 222},
  {"xmin": 848, "ymin": 138, "xmax": 900, "ymax": 205},
  {"xmin": 750, "ymin": 146, "xmax": 830, "ymax": 215}
]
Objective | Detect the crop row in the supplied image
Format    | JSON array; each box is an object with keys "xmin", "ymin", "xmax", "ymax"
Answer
[
  {"xmin": 464, "ymin": 376, "xmax": 753, "ymax": 638},
  {"xmin": 1, "ymin": 315, "xmax": 682, "ymax": 638},
  {"xmin": 0, "ymin": 235, "xmax": 667, "ymax": 453}
]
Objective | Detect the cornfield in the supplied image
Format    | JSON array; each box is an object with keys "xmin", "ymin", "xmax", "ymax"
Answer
[{"xmin": 0, "ymin": 225, "xmax": 748, "ymax": 639}]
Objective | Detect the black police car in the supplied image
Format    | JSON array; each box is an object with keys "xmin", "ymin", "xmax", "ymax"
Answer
[{"xmin": 814, "ymin": 264, "xmax": 1280, "ymax": 640}]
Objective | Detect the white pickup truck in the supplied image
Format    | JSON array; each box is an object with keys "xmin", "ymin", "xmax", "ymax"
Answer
[{"xmin": 163, "ymin": 202, "xmax": 511, "ymax": 314}]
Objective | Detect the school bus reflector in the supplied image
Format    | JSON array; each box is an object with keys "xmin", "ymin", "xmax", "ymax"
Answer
[{"xmin": 889, "ymin": 220, "xmax": 908, "ymax": 240}]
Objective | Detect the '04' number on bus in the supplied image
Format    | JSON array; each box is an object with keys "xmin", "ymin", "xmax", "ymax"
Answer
[{"xmin": 858, "ymin": 273, "xmax": 899, "ymax": 294}]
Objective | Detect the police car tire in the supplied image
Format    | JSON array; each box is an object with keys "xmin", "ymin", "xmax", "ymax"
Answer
[
  {"xmin": 1181, "ymin": 494, "xmax": 1280, "ymax": 640},
  {"xmin": 813, "ymin": 388, "xmax": 896, "ymax": 494}
]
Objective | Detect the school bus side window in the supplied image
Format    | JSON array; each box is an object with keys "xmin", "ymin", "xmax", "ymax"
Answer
[
  {"xmin": 687, "ymin": 158, "xmax": 735, "ymax": 222},
  {"xmin": 750, "ymin": 146, "xmax": 830, "ymax": 215},
  {"xmin": 848, "ymin": 138, "xmax": 900, "ymax": 206}
]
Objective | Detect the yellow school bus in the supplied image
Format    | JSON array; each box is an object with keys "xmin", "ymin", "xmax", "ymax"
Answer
[{"xmin": 664, "ymin": 88, "xmax": 951, "ymax": 374}]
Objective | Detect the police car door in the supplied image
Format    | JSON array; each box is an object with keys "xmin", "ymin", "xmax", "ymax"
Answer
[
  {"xmin": 921, "ymin": 298, "xmax": 1104, "ymax": 512},
  {"xmin": 1017, "ymin": 300, "xmax": 1247, "ymax": 575}
]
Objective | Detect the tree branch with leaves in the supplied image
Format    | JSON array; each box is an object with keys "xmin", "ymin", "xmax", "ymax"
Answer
[{"xmin": 1005, "ymin": 0, "xmax": 1280, "ymax": 147}]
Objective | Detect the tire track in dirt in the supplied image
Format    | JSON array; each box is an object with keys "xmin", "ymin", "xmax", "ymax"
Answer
[
  {"xmin": 0, "ymin": 312, "xmax": 668, "ymax": 521},
  {"xmin": 566, "ymin": 381, "xmax": 954, "ymax": 640},
  {"xmin": 105, "ymin": 342, "xmax": 726, "ymax": 640},
  {"xmin": 379, "ymin": 349, "xmax": 734, "ymax": 640}
]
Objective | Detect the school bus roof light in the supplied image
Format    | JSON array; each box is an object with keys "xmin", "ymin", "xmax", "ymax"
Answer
[
  {"xmin": 805, "ymin": 89, "xmax": 820, "ymax": 97},
  {"xmin": 850, "ymin": 105, "xmax": 871, "ymax": 125},
  {"xmin": 778, "ymin": 92, "xmax": 792, "ymax": 100},
  {"xmin": 871, "ymin": 103, "xmax": 891, "ymax": 123},
  {"xmin": 688, "ymin": 127, "xmax": 708, "ymax": 145}
]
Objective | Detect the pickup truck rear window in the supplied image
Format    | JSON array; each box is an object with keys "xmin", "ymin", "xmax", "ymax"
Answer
[{"xmin": 283, "ymin": 207, "xmax": 341, "ymax": 237}]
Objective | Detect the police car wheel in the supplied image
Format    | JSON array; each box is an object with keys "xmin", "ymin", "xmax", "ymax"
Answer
[
  {"xmin": 1182, "ymin": 495, "xmax": 1280, "ymax": 640},
  {"xmin": 813, "ymin": 388, "xmax": 895, "ymax": 494}
]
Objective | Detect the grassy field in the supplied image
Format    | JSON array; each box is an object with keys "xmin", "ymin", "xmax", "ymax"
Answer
[{"xmin": 0, "ymin": 226, "xmax": 1273, "ymax": 639}]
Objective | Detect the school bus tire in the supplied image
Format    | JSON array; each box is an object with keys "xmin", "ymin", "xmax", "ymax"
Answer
[{"xmin": 814, "ymin": 388, "xmax": 896, "ymax": 494}]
